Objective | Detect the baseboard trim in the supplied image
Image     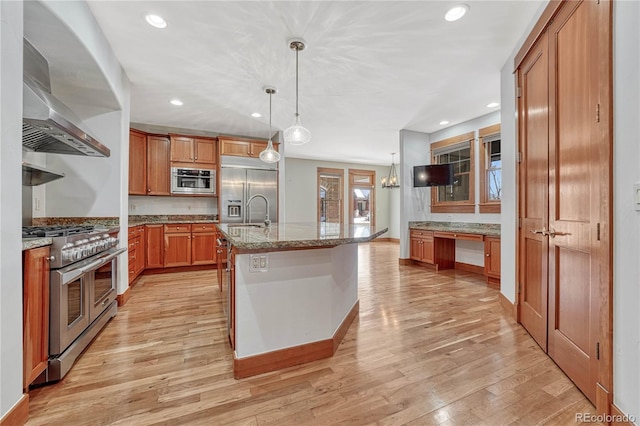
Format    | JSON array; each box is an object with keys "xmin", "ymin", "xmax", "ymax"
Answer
[
  {"xmin": 116, "ymin": 287, "xmax": 131, "ymax": 307},
  {"xmin": 143, "ymin": 264, "xmax": 216, "ymax": 275},
  {"xmin": 399, "ymin": 258, "xmax": 412, "ymax": 266},
  {"xmin": 499, "ymin": 292, "xmax": 516, "ymax": 320},
  {"xmin": 234, "ymin": 302, "xmax": 359, "ymax": 379},
  {"xmin": 374, "ymin": 238, "xmax": 399, "ymax": 243},
  {"xmin": 0, "ymin": 394, "xmax": 29, "ymax": 426},
  {"xmin": 454, "ymin": 261, "xmax": 484, "ymax": 275},
  {"xmin": 610, "ymin": 403, "xmax": 635, "ymax": 425}
]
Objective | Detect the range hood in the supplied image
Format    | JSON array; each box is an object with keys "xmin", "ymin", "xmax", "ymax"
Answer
[
  {"xmin": 22, "ymin": 39, "xmax": 110, "ymax": 157},
  {"xmin": 22, "ymin": 161, "xmax": 65, "ymax": 186}
]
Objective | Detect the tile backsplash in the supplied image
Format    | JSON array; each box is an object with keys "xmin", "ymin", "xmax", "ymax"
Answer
[{"xmin": 129, "ymin": 196, "xmax": 217, "ymax": 216}]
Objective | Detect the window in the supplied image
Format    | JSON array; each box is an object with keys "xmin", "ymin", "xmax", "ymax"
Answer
[
  {"xmin": 430, "ymin": 131, "xmax": 475, "ymax": 213},
  {"xmin": 479, "ymin": 124, "xmax": 501, "ymax": 213},
  {"xmin": 349, "ymin": 169, "xmax": 376, "ymax": 225},
  {"xmin": 317, "ymin": 168, "xmax": 344, "ymax": 224}
]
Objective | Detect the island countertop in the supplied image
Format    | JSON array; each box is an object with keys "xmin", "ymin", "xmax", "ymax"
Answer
[{"xmin": 217, "ymin": 222, "xmax": 388, "ymax": 252}]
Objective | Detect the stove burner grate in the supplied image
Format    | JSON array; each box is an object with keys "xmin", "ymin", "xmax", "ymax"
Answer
[{"xmin": 22, "ymin": 225, "xmax": 96, "ymax": 238}]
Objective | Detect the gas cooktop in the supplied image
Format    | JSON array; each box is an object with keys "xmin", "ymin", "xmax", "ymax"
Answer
[{"xmin": 22, "ymin": 225, "xmax": 99, "ymax": 238}]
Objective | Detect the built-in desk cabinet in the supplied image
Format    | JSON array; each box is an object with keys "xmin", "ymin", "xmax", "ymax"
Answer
[
  {"xmin": 409, "ymin": 229, "xmax": 455, "ymax": 269},
  {"xmin": 484, "ymin": 236, "xmax": 501, "ymax": 288},
  {"xmin": 409, "ymin": 227, "xmax": 500, "ymax": 287}
]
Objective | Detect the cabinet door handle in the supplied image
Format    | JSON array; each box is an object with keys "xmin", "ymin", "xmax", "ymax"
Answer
[{"xmin": 486, "ymin": 253, "xmax": 490, "ymax": 257}]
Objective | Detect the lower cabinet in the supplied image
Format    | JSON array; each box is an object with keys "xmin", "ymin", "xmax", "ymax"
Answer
[
  {"xmin": 23, "ymin": 246, "xmax": 50, "ymax": 388},
  {"xmin": 484, "ymin": 236, "xmax": 501, "ymax": 287},
  {"xmin": 164, "ymin": 224, "xmax": 192, "ymax": 267},
  {"xmin": 191, "ymin": 224, "xmax": 217, "ymax": 265},
  {"xmin": 145, "ymin": 224, "xmax": 164, "ymax": 268},
  {"xmin": 163, "ymin": 223, "xmax": 218, "ymax": 267},
  {"xmin": 410, "ymin": 229, "xmax": 434, "ymax": 264},
  {"xmin": 128, "ymin": 226, "xmax": 145, "ymax": 284}
]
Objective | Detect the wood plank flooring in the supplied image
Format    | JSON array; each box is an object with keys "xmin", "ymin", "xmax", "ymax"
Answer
[{"xmin": 26, "ymin": 242, "xmax": 600, "ymax": 425}]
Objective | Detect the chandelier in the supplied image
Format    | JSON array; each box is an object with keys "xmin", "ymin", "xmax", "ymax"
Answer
[{"xmin": 381, "ymin": 153, "xmax": 400, "ymax": 188}]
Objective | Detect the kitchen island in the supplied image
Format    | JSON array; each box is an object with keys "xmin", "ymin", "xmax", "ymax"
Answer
[{"xmin": 217, "ymin": 222, "xmax": 387, "ymax": 378}]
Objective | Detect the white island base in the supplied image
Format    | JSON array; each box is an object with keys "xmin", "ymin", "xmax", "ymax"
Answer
[{"xmin": 233, "ymin": 243, "xmax": 359, "ymax": 378}]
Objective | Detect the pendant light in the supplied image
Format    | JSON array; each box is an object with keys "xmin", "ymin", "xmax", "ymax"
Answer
[
  {"xmin": 381, "ymin": 153, "xmax": 400, "ymax": 188},
  {"xmin": 284, "ymin": 38, "xmax": 311, "ymax": 146},
  {"xmin": 259, "ymin": 87, "xmax": 281, "ymax": 163}
]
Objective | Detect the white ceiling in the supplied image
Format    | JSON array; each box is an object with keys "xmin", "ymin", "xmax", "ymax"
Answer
[{"xmin": 46, "ymin": 1, "xmax": 544, "ymax": 165}]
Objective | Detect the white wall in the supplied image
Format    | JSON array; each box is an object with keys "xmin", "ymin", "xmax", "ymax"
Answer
[
  {"xmin": 129, "ymin": 195, "xmax": 217, "ymax": 216},
  {"xmin": 399, "ymin": 129, "xmax": 431, "ymax": 258},
  {"xmin": 284, "ymin": 158, "xmax": 396, "ymax": 238},
  {"xmin": 0, "ymin": 0, "xmax": 25, "ymax": 418},
  {"xmin": 613, "ymin": 0, "xmax": 640, "ymax": 419}
]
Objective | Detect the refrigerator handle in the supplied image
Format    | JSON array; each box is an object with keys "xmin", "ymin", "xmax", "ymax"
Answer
[
  {"xmin": 242, "ymin": 182, "xmax": 246, "ymax": 223},
  {"xmin": 246, "ymin": 182, "xmax": 250, "ymax": 223}
]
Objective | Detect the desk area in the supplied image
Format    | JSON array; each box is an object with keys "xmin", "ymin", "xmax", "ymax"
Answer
[{"xmin": 408, "ymin": 221, "xmax": 501, "ymax": 288}]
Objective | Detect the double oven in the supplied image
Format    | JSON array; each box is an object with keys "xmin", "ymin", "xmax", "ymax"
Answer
[{"xmin": 23, "ymin": 225, "xmax": 125, "ymax": 382}]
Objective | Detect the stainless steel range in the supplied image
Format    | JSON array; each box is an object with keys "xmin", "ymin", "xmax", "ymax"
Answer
[{"xmin": 23, "ymin": 225, "xmax": 126, "ymax": 383}]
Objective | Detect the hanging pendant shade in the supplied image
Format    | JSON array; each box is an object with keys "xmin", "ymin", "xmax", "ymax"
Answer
[
  {"xmin": 284, "ymin": 39, "xmax": 311, "ymax": 146},
  {"xmin": 259, "ymin": 87, "xmax": 281, "ymax": 163},
  {"xmin": 381, "ymin": 153, "xmax": 400, "ymax": 188}
]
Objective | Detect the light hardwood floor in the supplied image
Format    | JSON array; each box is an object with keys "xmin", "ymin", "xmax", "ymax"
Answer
[{"xmin": 26, "ymin": 242, "xmax": 599, "ymax": 425}]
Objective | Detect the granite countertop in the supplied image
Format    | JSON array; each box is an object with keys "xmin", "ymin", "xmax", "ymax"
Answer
[
  {"xmin": 22, "ymin": 238, "xmax": 53, "ymax": 251},
  {"xmin": 129, "ymin": 215, "xmax": 218, "ymax": 226},
  {"xmin": 218, "ymin": 222, "xmax": 388, "ymax": 252},
  {"xmin": 409, "ymin": 221, "xmax": 501, "ymax": 237}
]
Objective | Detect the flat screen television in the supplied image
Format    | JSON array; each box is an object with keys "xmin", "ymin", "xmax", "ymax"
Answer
[{"xmin": 413, "ymin": 164, "xmax": 454, "ymax": 187}]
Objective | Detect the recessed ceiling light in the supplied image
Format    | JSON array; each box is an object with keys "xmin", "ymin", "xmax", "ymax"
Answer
[
  {"xmin": 439, "ymin": 120, "xmax": 450, "ymax": 125},
  {"xmin": 445, "ymin": 4, "xmax": 469, "ymax": 22},
  {"xmin": 170, "ymin": 99, "xmax": 183, "ymax": 106},
  {"xmin": 251, "ymin": 112, "xmax": 262, "ymax": 118},
  {"xmin": 145, "ymin": 14, "xmax": 167, "ymax": 29},
  {"xmin": 486, "ymin": 102, "xmax": 500, "ymax": 108}
]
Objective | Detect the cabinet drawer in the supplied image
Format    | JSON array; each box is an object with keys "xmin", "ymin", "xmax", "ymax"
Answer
[
  {"xmin": 164, "ymin": 224, "xmax": 192, "ymax": 233},
  {"xmin": 433, "ymin": 231, "xmax": 484, "ymax": 241},
  {"xmin": 191, "ymin": 223, "xmax": 216, "ymax": 233},
  {"xmin": 410, "ymin": 229, "xmax": 433, "ymax": 238},
  {"xmin": 128, "ymin": 240, "xmax": 136, "ymax": 251}
]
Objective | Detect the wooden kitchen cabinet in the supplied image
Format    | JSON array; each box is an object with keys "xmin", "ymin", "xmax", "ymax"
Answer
[
  {"xmin": 164, "ymin": 224, "xmax": 192, "ymax": 267},
  {"xmin": 145, "ymin": 224, "xmax": 164, "ymax": 269},
  {"xmin": 129, "ymin": 129, "xmax": 147, "ymax": 195},
  {"xmin": 484, "ymin": 236, "xmax": 501, "ymax": 288},
  {"xmin": 191, "ymin": 223, "xmax": 217, "ymax": 265},
  {"xmin": 409, "ymin": 228, "xmax": 455, "ymax": 270},
  {"xmin": 128, "ymin": 226, "xmax": 145, "ymax": 284},
  {"xmin": 219, "ymin": 136, "xmax": 277, "ymax": 159},
  {"xmin": 147, "ymin": 135, "xmax": 171, "ymax": 195},
  {"xmin": 410, "ymin": 229, "xmax": 435, "ymax": 264},
  {"xmin": 170, "ymin": 135, "xmax": 217, "ymax": 166},
  {"xmin": 23, "ymin": 246, "xmax": 50, "ymax": 388}
]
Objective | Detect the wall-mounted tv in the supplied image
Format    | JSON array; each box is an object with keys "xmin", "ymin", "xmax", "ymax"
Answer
[{"xmin": 413, "ymin": 164, "xmax": 454, "ymax": 187}]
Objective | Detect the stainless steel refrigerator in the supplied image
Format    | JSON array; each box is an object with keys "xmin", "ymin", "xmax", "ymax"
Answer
[{"xmin": 219, "ymin": 155, "xmax": 278, "ymax": 224}]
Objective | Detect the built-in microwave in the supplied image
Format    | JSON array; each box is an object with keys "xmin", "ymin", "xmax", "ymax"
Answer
[{"xmin": 171, "ymin": 167, "xmax": 216, "ymax": 195}]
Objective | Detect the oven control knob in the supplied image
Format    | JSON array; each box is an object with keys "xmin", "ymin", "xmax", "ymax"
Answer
[{"xmin": 73, "ymin": 249, "xmax": 82, "ymax": 261}]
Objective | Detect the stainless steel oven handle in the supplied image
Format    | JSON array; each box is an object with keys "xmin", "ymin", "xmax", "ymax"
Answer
[{"xmin": 79, "ymin": 248, "xmax": 127, "ymax": 274}]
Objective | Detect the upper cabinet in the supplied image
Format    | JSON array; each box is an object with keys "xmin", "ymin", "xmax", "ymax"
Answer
[
  {"xmin": 219, "ymin": 136, "xmax": 277, "ymax": 159},
  {"xmin": 146, "ymin": 135, "xmax": 171, "ymax": 195},
  {"xmin": 170, "ymin": 135, "xmax": 217, "ymax": 166},
  {"xmin": 128, "ymin": 130, "xmax": 147, "ymax": 195}
]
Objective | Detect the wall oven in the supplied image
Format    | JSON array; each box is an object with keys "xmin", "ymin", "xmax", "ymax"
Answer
[{"xmin": 171, "ymin": 167, "xmax": 216, "ymax": 195}]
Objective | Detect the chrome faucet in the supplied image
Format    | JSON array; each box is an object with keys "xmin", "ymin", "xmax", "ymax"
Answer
[{"xmin": 246, "ymin": 194, "xmax": 270, "ymax": 226}]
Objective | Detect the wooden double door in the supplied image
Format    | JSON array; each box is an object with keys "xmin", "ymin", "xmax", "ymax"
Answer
[{"xmin": 517, "ymin": 0, "xmax": 611, "ymax": 406}]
